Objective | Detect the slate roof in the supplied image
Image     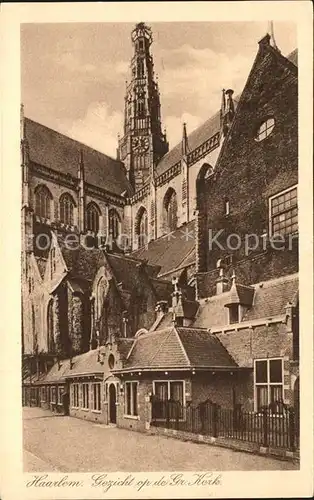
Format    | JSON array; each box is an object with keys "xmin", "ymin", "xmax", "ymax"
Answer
[
  {"xmin": 242, "ymin": 274, "xmax": 299, "ymax": 322},
  {"xmin": 25, "ymin": 118, "xmax": 132, "ymax": 197},
  {"xmin": 120, "ymin": 326, "xmax": 236, "ymax": 371},
  {"xmin": 287, "ymin": 48, "xmax": 298, "ymax": 66},
  {"xmin": 105, "ymin": 252, "xmax": 159, "ymax": 291},
  {"xmin": 60, "ymin": 243, "xmax": 105, "ymax": 283},
  {"xmin": 225, "ymin": 282, "xmax": 255, "ymax": 307},
  {"xmin": 193, "ymin": 274, "xmax": 298, "ymax": 330},
  {"xmin": 131, "ymin": 220, "xmax": 196, "ymax": 277}
]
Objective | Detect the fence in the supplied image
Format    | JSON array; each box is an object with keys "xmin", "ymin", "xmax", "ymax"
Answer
[{"xmin": 151, "ymin": 398, "xmax": 299, "ymax": 451}]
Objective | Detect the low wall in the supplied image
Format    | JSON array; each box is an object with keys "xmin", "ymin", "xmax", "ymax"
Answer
[{"xmin": 148, "ymin": 425, "xmax": 300, "ymax": 463}]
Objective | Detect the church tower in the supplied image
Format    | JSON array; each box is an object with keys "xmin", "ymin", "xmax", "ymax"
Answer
[{"xmin": 118, "ymin": 22, "xmax": 168, "ymax": 192}]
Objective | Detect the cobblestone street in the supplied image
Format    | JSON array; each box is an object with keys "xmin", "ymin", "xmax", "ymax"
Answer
[{"xmin": 23, "ymin": 408, "xmax": 297, "ymax": 472}]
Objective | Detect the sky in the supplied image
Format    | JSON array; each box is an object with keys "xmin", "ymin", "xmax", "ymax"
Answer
[{"xmin": 21, "ymin": 22, "xmax": 297, "ymax": 158}]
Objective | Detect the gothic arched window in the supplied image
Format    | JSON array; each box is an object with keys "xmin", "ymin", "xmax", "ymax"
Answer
[
  {"xmin": 198, "ymin": 163, "xmax": 213, "ymax": 182},
  {"xmin": 86, "ymin": 202, "xmax": 100, "ymax": 233},
  {"xmin": 47, "ymin": 299, "xmax": 55, "ymax": 353},
  {"xmin": 135, "ymin": 207, "xmax": 148, "ymax": 248},
  {"xmin": 35, "ymin": 185, "xmax": 52, "ymax": 219},
  {"xmin": 108, "ymin": 208, "xmax": 121, "ymax": 240},
  {"xmin": 59, "ymin": 193, "xmax": 75, "ymax": 226},
  {"xmin": 164, "ymin": 188, "xmax": 178, "ymax": 232}
]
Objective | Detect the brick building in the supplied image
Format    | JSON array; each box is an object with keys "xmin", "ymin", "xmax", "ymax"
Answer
[{"xmin": 22, "ymin": 24, "xmax": 299, "ymax": 442}]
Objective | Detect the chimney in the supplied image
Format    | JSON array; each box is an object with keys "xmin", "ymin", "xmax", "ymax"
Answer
[{"xmin": 216, "ymin": 259, "xmax": 228, "ymax": 295}]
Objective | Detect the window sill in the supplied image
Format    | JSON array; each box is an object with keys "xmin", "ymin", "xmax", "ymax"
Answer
[
  {"xmin": 124, "ymin": 414, "xmax": 139, "ymax": 420},
  {"xmin": 92, "ymin": 410, "xmax": 102, "ymax": 414},
  {"xmin": 71, "ymin": 406, "xmax": 79, "ymax": 410},
  {"xmin": 81, "ymin": 408, "xmax": 90, "ymax": 412}
]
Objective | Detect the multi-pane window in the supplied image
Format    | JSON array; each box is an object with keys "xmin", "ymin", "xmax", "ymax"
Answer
[
  {"xmin": 154, "ymin": 381, "xmax": 184, "ymax": 405},
  {"xmin": 164, "ymin": 188, "xmax": 178, "ymax": 232},
  {"xmin": 255, "ymin": 117, "xmax": 275, "ymax": 142},
  {"xmin": 50, "ymin": 386, "xmax": 56, "ymax": 403},
  {"xmin": 86, "ymin": 203, "xmax": 100, "ymax": 233},
  {"xmin": 92, "ymin": 383, "xmax": 101, "ymax": 411},
  {"xmin": 108, "ymin": 209, "xmax": 120, "ymax": 240},
  {"xmin": 254, "ymin": 358, "xmax": 283, "ymax": 411},
  {"xmin": 59, "ymin": 193, "xmax": 75, "ymax": 226},
  {"xmin": 41, "ymin": 387, "xmax": 46, "ymax": 402},
  {"xmin": 58, "ymin": 386, "xmax": 64, "ymax": 405},
  {"xmin": 124, "ymin": 381, "xmax": 138, "ymax": 416},
  {"xmin": 82, "ymin": 383, "xmax": 89, "ymax": 409},
  {"xmin": 270, "ymin": 186, "xmax": 298, "ymax": 237},
  {"xmin": 35, "ymin": 185, "xmax": 52, "ymax": 219},
  {"xmin": 153, "ymin": 381, "xmax": 184, "ymax": 419},
  {"xmin": 71, "ymin": 384, "xmax": 79, "ymax": 408}
]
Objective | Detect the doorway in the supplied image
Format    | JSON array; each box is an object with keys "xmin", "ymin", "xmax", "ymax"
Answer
[{"xmin": 109, "ymin": 384, "xmax": 117, "ymax": 424}]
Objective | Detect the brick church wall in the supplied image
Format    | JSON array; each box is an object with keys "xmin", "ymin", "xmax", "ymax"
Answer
[{"xmin": 196, "ymin": 41, "xmax": 298, "ymax": 296}]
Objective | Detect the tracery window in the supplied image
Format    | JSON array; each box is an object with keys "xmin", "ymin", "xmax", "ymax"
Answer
[
  {"xmin": 86, "ymin": 203, "xmax": 100, "ymax": 233},
  {"xmin": 108, "ymin": 208, "xmax": 120, "ymax": 240},
  {"xmin": 59, "ymin": 193, "xmax": 75, "ymax": 226},
  {"xmin": 164, "ymin": 188, "xmax": 178, "ymax": 232},
  {"xmin": 35, "ymin": 185, "xmax": 52, "ymax": 219},
  {"xmin": 135, "ymin": 207, "xmax": 148, "ymax": 248}
]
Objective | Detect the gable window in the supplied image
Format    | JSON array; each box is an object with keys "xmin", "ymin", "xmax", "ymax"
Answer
[
  {"xmin": 59, "ymin": 193, "xmax": 75, "ymax": 226},
  {"xmin": 124, "ymin": 381, "xmax": 138, "ymax": 417},
  {"xmin": 255, "ymin": 117, "xmax": 275, "ymax": 142},
  {"xmin": 269, "ymin": 186, "xmax": 298, "ymax": 237},
  {"xmin": 108, "ymin": 208, "xmax": 121, "ymax": 240},
  {"xmin": 82, "ymin": 383, "xmax": 89, "ymax": 409},
  {"xmin": 35, "ymin": 185, "xmax": 52, "ymax": 219},
  {"xmin": 164, "ymin": 188, "xmax": 178, "ymax": 233},
  {"xmin": 71, "ymin": 383, "xmax": 79, "ymax": 408},
  {"xmin": 86, "ymin": 203, "xmax": 100, "ymax": 233},
  {"xmin": 254, "ymin": 358, "xmax": 283, "ymax": 411},
  {"xmin": 225, "ymin": 198, "xmax": 230, "ymax": 216},
  {"xmin": 92, "ymin": 383, "xmax": 101, "ymax": 411}
]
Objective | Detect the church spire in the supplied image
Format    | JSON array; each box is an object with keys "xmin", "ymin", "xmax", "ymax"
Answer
[{"xmin": 118, "ymin": 22, "xmax": 168, "ymax": 192}]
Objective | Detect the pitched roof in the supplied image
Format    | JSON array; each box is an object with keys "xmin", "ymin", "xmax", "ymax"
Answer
[
  {"xmin": 60, "ymin": 243, "xmax": 105, "ymax": 282},
  {"xmin": 155, "ymin": 111, "xmax": 221, "ymax": 177},
  {"xmin": 243, "ymin": 274, "xmax": 298, "ymax": 321},
  {"xmin": 121, "ymin": 326, "xmax": 236, "ymax": 371},
  {"xmin": 176, "ymin": 328, "xmax": 237, "ymax": 368},
  {"xmin": 25, "ymin": 118, "xmax": 132, "ymax": 197},
  {"xmin": 130, "ymin": 220, "xmax": 196, "ymax": 277},
  {"xmin": 105, "ymin": 252, "xmax": 159, "ymax": 291},
  {"xmin": 287, "ymin": 48, "xmax": 298, "ymax": 66},
  {"xmin": 193, "ymin": 274, "xmax": 299, "ymax": 330}
]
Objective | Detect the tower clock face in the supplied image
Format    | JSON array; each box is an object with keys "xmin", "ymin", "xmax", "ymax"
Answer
[{"xmin": 132, "ymin": 136, "xmax": 149, "ymax": 153}]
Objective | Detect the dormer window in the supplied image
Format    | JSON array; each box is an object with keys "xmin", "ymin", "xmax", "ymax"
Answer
[
  {"xmin": 229, "ymin": 304, "xmax": 239, "ymax": 324},
  {"xmin": 255, "ymin": 117, "xmax": 275, "ymax": 142}
]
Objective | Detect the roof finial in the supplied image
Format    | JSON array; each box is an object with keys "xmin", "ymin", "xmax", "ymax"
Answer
[
  {"xmin": 231, "ymin": 269, "xmax": 236, "ymax": 285},
  {"xmin": 268, "ymin": 21, "xmax": 280, "ymax": 52},
  {"xmin": 182, "ymin": 122, "xmax": 188, "ymax": 155}
]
